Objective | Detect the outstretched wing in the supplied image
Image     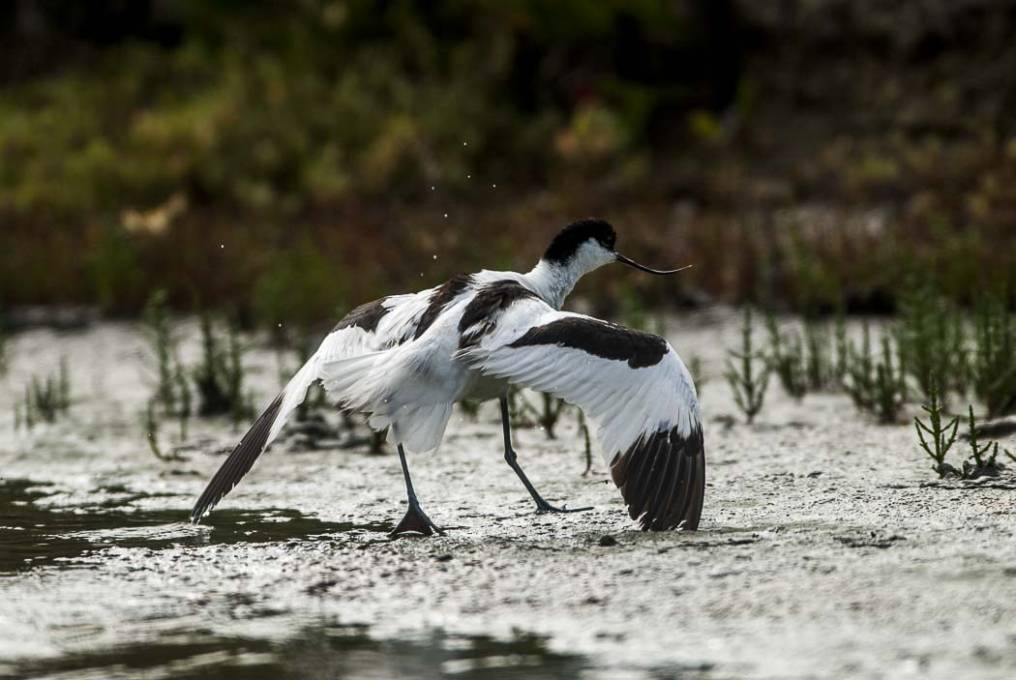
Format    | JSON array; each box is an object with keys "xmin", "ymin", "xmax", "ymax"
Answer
[
  {"xmin": 190, "ymin": 274, "xmax": 481, "ymax": 522},
  {"xmin": 190, "ymin": 295, "xmax": 424, "ymax": 523},
  {"xmin": 456, "ymin": 292, "xmax": 704, "ymax": 531}
]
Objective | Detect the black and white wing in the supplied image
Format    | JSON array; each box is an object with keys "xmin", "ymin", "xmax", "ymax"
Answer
[
  {"xmin": 456, "ymin": 287, "xmax": 704, "ymax": 531},
  {"xmin": 190, "ymin": 296, "xmax": 421, "ymax": 522},
  {"xmin": 190, "ymin": 274, "xmax": 480, "ymax": 522}
]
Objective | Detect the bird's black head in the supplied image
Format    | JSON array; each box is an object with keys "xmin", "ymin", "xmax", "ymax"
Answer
[
  {"xmin": 543, "ymin": 219, "xmax": 616, "ymax": 264},
  {"xmin": 541, "ymin": 218, "xmax": 691, "ymax": 276}
]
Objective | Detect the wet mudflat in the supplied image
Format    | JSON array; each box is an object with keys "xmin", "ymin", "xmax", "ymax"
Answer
[{"xmin": 2, "ymin": 314, "xmax": 1016, "ymax": 679}]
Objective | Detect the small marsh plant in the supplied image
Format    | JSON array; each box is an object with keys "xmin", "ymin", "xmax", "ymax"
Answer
[
  {"xmin": 872, "ymin": 336, "xmax": 907, "ymax": 424},
  {"xmin": 962, "ymin": 406, "xmax": 1001, "ymax": 478},
  {"xmin": 895, "ymin": 286, "xmax": 968, "ymax": 401},
  {"xmin": 804, "ymin": 321, "xmax": 835, "ymax": 390},
  {"xmin": 193, "ymin": 313, "xmax": 253, "ymax": 423},
  {"xmin": 535, "ymin": 393, "xmax": 567, "ymax": 439},
  {"xmin": 914, "ymin": 383, "xmax": 960, "ymax": 478},
  {"xmin": 844, "ymin": 323, "xmax": 876, "ymax": 412},
  {"xmin": 833, "ymin": 313, "xmax": 849, "ymax": 386},
  {"xmin": 725, "ymin": 307, "xmax": 770, "ymax": 424},
  {"xmin": 142, "ymin": 398, "xmax": 183, "ymax": 462},
  {"xmin": 143, "ymin": 290, "xmax": 178, "ymax": 412},
  {"xmin": 458, "ymin": 398, "xmax": 481, "ymax": 422},
  {"xmin": 765, "ymin": 313, "xmax": 807, "ymax": 401},
  {"xmin": 142, "ymin": 290, "xmax": 192, "ymax": 443},
  {"xmin": 511, "ymin": 388, "xmax": 568, "ymax": 439},
  {"xmin": 972, "ymin": 294, "xmax": 1016, "ymax": 417},
  {"xmin": 844, "ymin": 324, "xmax": 907, "ymax": 424},
  {"xmin": 16, "ymin": 359, "xmax": 72, "ymax": 429}
]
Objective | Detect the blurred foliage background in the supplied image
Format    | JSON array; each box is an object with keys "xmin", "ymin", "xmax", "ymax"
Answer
[{"xmin": 1, "ymin": 0, "xmax": 1015, "ymax": 330}]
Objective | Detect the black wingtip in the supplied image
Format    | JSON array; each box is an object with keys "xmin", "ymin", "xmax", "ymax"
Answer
[
  {"xmin": 189, "ymin": 393, "xmax": 284, "ymax": 522},
  {"xmin": 610, "ymin": 424, "xmax": 705, "ymax": 531}
]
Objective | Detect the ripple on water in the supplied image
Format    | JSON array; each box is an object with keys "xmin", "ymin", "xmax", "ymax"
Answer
[
  {"xmin": 0, "ymin": 478, "xmax": 391, "ymax": 574},
  {"xmin": 0, "ymin": 625, "xmax": 591, "ymax": 680}
]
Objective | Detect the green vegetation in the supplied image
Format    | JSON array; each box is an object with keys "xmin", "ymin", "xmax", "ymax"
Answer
[
  {"xmin": 142, "ymin": 290, "xmax": 192, "ymax": 441},
  {"xmin": 895, "ymin": 286, "xmax": 967, "ymax": 401},
  {"xmin": 142, "ymin": 399, "xmax": 184, "ymax": 463},
  {"xmin": 140, "ymin": 290, "xmax": 253, "ymax": 455},
  {"xmin": 833, "ymin": 315, "xmax": 850, "ymax": 387},
  {"xmin": 457, "ymin": 399, "xmax": 481, "ymax": 423},
  {"xmin": 3, "ymin": 3, "xmax": 1016, "ymax": 320},
  {"xmin": 513, "ymin": 391, "xmax": 569, "ymax": 440},
  {"xmin": 972, "ymin": 295, "xmax": 1016, "ymax": 418},
  {"xmin": 735, "ymin": 300, "xmax": 1015, "ymax": 479},
  {"xmin": 534, "ymin": 394, "xmax": 568, "ymax": 441},
  {"xmin": 804, "ymin": 322, "xmax": 835, "ymax": 391},
  {"xmin": 914, "ymin": 383, "xmax": 960, "ymax": 478},
  {"xmin": 961, "ymin": 406, "xmax": 1001, "ymax": 479},
  {"xmin": 192, "ymin": 314, "xmax": 253, "ymax": 423},
  {"xmin": 747, "ymin": 283, "xmax": 1015, "ymax": 431},
  {"xmin": 914, "ymin": 385, "xmax": 1012, "ymax": 480},
  {"xmin": 765, "ymin": 314, "xmax": 807, "ymax": 401},
  {"xmin": 841, "ymin": 323, "xmax": 875, "ymax": 413},
  {"xmin": 871, "ymin": 337, "xmax": 908, "ymax": 425},
  {"xmin": 725, "ymin": 307, "xmax": 770, "ymax": 424},
  {"xmin": 842, "ymin": 326, "xmax": 907, "ymax": 424},
  {"xmin": 16, "ymin": 359, "xmax": 72, "ymax": 429},
  {"xmin": 143, "ymin": 291, "xmax": 185, "ymax": 414},
  {"xmin": 764, "ymin": 315, "xmax": 838, "ymax": 402}
]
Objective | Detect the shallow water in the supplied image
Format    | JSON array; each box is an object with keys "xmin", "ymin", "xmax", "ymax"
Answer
[
  {"xmin": 0, "ymin": 478, "xmax": 389, "ymax": 574},
  {"xmin": 4, "ymin": 624, "xmax": 586, "ymax": 680},
  {"xmin": 0, "ymin": 477, "xmax": 592, "ymax": 679}
]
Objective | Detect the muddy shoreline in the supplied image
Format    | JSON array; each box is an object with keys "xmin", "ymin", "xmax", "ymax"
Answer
[{"xmin": 2, "ymin": 314, "xmax": 1015, "ymax": 679}]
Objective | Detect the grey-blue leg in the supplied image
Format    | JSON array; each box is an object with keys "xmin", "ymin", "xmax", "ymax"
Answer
[
  {"xmin": 391, "ymin": 444, "xmax": 445, "ymax": 536},
  {"xmin": 499, "ymin": 396, "xmax": 592, "ymax": 514}
]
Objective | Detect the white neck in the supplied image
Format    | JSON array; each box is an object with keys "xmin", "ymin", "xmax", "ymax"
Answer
[
  {"xmin": 522, "ymin": 260, "xmax": 579, "ymax": 309},
  {"xmin": 520, "ymin": 241, "xmax": 616, "ymax": 309}
]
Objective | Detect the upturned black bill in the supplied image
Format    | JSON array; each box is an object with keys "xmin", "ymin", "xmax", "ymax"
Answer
[{"xmin": 615, "ymin": 253, "xmax": 692, "ymax": 275}]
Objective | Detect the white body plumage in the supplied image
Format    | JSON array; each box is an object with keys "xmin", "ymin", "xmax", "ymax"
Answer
[{"xmin": 192, "ymin": 220, "xmax": 705, "ymax": 531}]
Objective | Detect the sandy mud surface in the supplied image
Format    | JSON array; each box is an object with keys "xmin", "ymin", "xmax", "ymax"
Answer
[{"xmin": 1, "ymin": 312, "xmax": 1015, "ymax": 679}]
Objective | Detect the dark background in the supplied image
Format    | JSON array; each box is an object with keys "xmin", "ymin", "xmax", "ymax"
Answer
[{"xmin": 2, "ymin": 0, "xmax": 1015, "ymax": 328}]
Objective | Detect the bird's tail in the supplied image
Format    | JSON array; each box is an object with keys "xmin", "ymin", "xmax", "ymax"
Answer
[{"xmin": 190, "ymin": 349, "xmax": 324, "ymax": 523}]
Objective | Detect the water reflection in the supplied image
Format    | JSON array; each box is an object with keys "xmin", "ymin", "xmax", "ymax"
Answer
[
  {"xmin": 0, "ymin": 478, "xmax": 390, "ymax": 573},
  {"xmin": 3, "ymin": 625, "xmax": 588, "ymax": 679}
]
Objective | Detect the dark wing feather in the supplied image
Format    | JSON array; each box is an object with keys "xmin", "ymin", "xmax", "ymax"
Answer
[
  {"xmin": 190, "ymin": 394, "xmax": 283, "ymax": 523},
  {"xmin": 610, "ymin": 425, "xmax": 705, "ymax": 531}
]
